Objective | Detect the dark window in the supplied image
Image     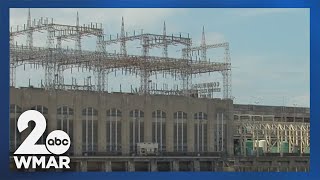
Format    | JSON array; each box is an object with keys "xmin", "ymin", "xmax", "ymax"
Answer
[
  {"xmin": 107, "ymin": 108, "xmax": 122, "ymax": 117},
  {"xmin": 10, "ymin": 104, "xmax": 22, "ymax": 114},
  {"xmin": 82, "ymin": 107, "xmax": 98, "ymax": 116},
  {"xmin": 57, "ymin": 106, "xmax": 74, "ymax": 115},
  {"xmin": 31, "ymin": 105, "xmax": 48, "ymax": 114},
  {"xmin": 194, "ymin": 112, "xmax": 208, "ymax": 120},
  {"xmin": 174, "ymin": 111, "xmax": 187, "ymax": 152},
  {"xmin": 152, "ymin": 110, "xmax": 166, "ymax": 152}
]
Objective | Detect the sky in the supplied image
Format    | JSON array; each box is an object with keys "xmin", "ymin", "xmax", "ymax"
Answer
[{"xmin": 10, "ymin": 8, "xmax": 310, "ymax": 107}]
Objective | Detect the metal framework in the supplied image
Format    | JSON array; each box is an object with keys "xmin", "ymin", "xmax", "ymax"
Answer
[
  {"xmin": 10, "ymin": 9, "xmax": 232, "ymax": 99},
  {"xmin": 234, "ymin": 114, "xmax": 310, "ymax": 156},
  {"xmin": 182, "ymin": 42, "xmax": 232, "ymax": 99}
]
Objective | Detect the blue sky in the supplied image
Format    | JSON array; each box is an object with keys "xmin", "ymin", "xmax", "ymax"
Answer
[{"xmin": 10, "ymin": 8, "xmax": 310, "ymax": 107}]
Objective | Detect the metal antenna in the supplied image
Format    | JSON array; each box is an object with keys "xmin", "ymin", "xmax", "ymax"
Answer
[
  {"xmin": 201, "ymin": 26, "xmax": 206, "ymax": 61},
  {"xmin": 120, "ymin": 17, "xmax": 127, "ymax": 56},
  {"xmin": 75, "ymin": 11, "xmax": 81, "ymax": 52},
  {"xmin": 162, "ymin": 21, "xmax": 168, "ymax": 58},
  {"xmin": 26, "ymin": 8, "xmax": 33, "ymax": 48}
]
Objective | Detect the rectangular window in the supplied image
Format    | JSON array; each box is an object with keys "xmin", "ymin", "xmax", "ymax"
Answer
[
  {"xmin": 82, "ymin": 120, "xmax": 86, "ymax": 152},
  {"xmin": 117, "ymin": 122, "xmax": 121, "ymax": 151}
]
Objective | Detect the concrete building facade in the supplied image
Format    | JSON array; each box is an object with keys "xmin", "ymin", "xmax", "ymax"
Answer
[
  {"xmin": 10, "ymin": 87, "xmax": 234, "ymax": 156},
  {"xmin": 9, "ymin": 87, "xmax": 310, "ymax": 172}
]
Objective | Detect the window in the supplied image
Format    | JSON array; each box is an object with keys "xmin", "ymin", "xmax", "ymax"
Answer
[
  {"xmin": 107, "ymin": 108, "xmax": 122, "ymax": 117},
  {"xmin": 57, "ymin": 106, "xmax": 74, "ymax": 153},
  {"xmin": 9, "ymin": 104, "xmax": 22, "ymax": 152},
  {"xmin": 30, "ymin": 105, "xmax": 48, "ymax": 144},
  {"xmin": 152, "ymin": 110, "xmax": 166, "ymax": 152},
  {"xmin": 129, "ymin": 109, "xmax": 144, "ymax": 152},
  {"xmin": 31, "ymin": 105, "xmax": 48, "ymax": 114},
  {"xmin": 194, "ymin": 112, "xmax": 208, "ymax": 152},
  {"xmin": 106, "ymin": 108, "xmax": 122, "ymax": 152},
  {"xmin": 82, "ymin": 107, "xmax": 98, "ymax": 116},
  {"xmin": 57, "ymin": 106, "xmax": 74, "ymax": 115},
  {"xmin": 82, "ymin": 107, "xmax": 98, "ymax": 153},
  {"xmin": 10, "ymin": 104, "xmax": 22, "ymax": 114},
  {"xmin": 216, "ymin": 112, "xmax": 226, "ymax": 152},
  {"xmin": 174, "ymin": 111, "xmax": 187, "ymax": 152}
]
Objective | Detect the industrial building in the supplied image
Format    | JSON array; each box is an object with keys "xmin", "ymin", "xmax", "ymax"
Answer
[
  {"xmin": 9, "ymin": 87, "xmax": 234, "ymax": 156},
  {"xmin": 9, "ymin": 87, "xmax": 310, "ymax": 171},
  {"xmin": 9, "ymin": 9, "xmax": 310, "ymax": 172}
]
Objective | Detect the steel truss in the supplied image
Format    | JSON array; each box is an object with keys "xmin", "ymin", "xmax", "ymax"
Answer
[
  {"xmin": 10, "ymin": 9, "xmax": 232, "ymax": 99},
  {"xmin": 234, "ymin": 114, "xmax": 310, "ymax": 156}
]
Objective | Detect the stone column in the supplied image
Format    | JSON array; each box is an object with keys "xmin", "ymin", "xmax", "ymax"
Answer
[
  {"xmin": 47, "ymin": 91, "xmax": 57, "ymax": 134},
  {"xmin": 172, "ymin": 160, "xmax": 179, "ymax": 171},
  {"xmin": 144, "ymin": 95, "xmax": 152, "ymax": 142},
  {"xmin": 73, "ymin": 93, "xmax": 83, "ymax": 156},
  {"xmin": 187, "ymin": 98, "xmax": 195, "ymax": 152},
  {"xmin": 21, "ymin": 89, "xmax": 32, "ymax": 143},
  {"xmin": 207, "ymin": 102, "xmax": 216, "ymax": 152},
  {"xmin": 193, "ymin": 160, "xmax": 200, "ymax": 171},
  {"xmin": 122, "ymin": 95, "xmax": 130, "ymax": 155},
  {"xmin": 80, "ymin": 160, "xmax": 87, "ymax": 172},
  {"xmin": 127, "ymin": 160, "xmax": 135, "ymax": 172},
  {"xmin": 226, "ymin": 100, "xmax": 234, "ymax": 156},
  {"xmin": 98, "ymin": 95, "xmax": 106, "ymax": 152},
  {"xmin": 150, "ymin": 159, "xmax": 157, "ymax": 172},
  {"xmin": 105, "ymin": 161, "xmax": 112, "ymax": 172},
  {"xmin": 166, "ymin": 96, "xmax": 174, "ymax": 152}
]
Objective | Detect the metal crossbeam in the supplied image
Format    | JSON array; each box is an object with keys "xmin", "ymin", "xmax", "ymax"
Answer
[
  {"xmin": 105, "ymin": 33, "xmax": 191, "ymax": 47},
  {"xmin": 10, "ymin": 45, "xmax": 229, "ymax": 74}
]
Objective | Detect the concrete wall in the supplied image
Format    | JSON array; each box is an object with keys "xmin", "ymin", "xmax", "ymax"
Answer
[
  {"xmin": 234, "ymin": 104, "xmax": 309, "ymax": 122},
  {"xmin": 10, "ymin": 87, "xmax": 234, "ymax": 156}
]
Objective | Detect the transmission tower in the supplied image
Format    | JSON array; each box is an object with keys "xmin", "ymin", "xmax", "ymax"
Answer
[
  {"xmin": 45, "ymin": 18, "xmax": 55, "ymax": 90},
  {"xmin": 201, "ymin": 26, "xmax": 206, "ymax": 61},
  {"xmin": 10, "ymin": 9, "xmax": 231, "ymax": 99},
  {"xmin": 75, "ymin": 12, "xmax": 81, "ymax": 52},
  {"xmin": 162, "ymin": 21, "xmax": 168, "ymax": 58},
  {"xmin": 120, "ymin": 17, "xmax": 127, "ymax": 56},
  {"xmin": 26, "ymin": 8, "xmax": 33, "ymax": 48}
]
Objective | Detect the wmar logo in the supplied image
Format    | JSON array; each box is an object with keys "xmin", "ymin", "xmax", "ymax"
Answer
[{"xmin": 13, "ymin": 110, "xmax": 71, "ymax": 169}]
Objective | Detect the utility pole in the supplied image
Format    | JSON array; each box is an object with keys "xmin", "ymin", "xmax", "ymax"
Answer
[{"xmin": 293, "ymin": 103, "xmax": 297, "ymax": 122}]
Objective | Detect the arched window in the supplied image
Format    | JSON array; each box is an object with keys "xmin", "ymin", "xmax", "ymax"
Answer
[
  {"xmin": 152, "ymin": 110, "xmax": 166, "ymax": 152},
  {"xmin": 194, "ymin": 112, "xmax": 208, "ymax": 152},
  {"xmin": 216, "ymin": 112, "xmax": 226, "ymax": 152},
  {"xmin": 106, "ymin": 108, "xmax": 122, "ymax": 152},
  {"xmin": 174, "ymin": 111, "xmax": 187, "ymax": 152},
  {"xmin": 31, "ymin": 105, "xmax": 48, "ymax": 114},
  {"xmin": 10, "ymin": 104, "xmax": 22, "ymax": 152},
  {"xmin": 31, "ymin": 105, "xmax": 48, "ymax": 145},
  {"xmin": 57, "ymin": 106, "xmax": 74, "ymax": 153},
  {"xmin": 82, "ymin": 107, "xmax": 98, "ymax": 116},
  {"xmin": 82, "ymin": 107, "xmax": 98, "ymax": 153},
  {"xmin": 129, "ymin": 109, "xmax": 144, "ymax": 152}
]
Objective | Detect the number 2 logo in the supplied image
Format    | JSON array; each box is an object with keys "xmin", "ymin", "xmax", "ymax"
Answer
[{"xmin": 14, "ymin": 110, "xmax": 51, "ymax": 155}]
